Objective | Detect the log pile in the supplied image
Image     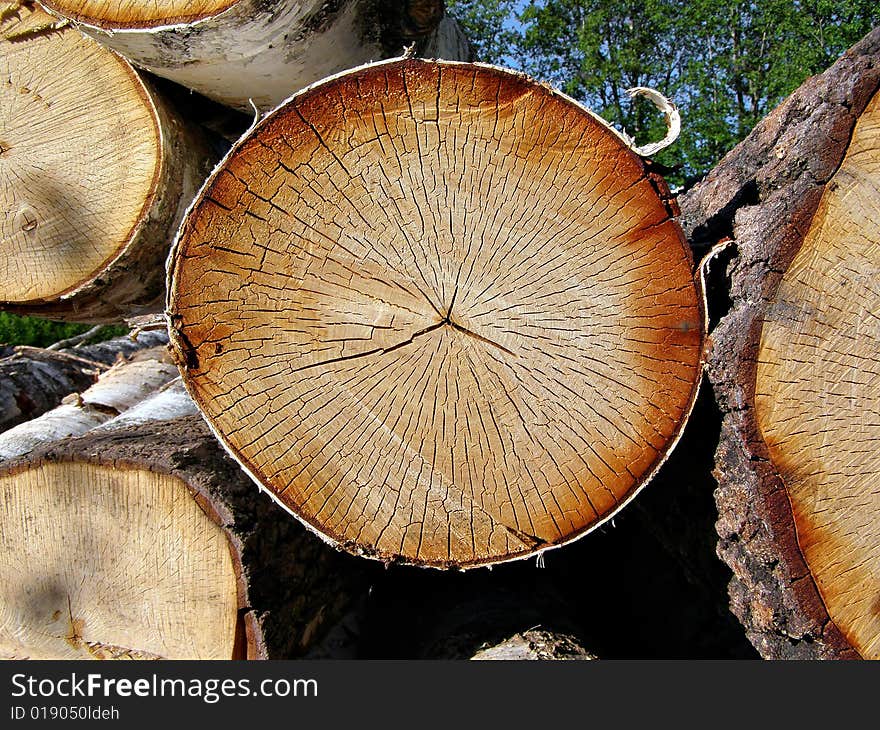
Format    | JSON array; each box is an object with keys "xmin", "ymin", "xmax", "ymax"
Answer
[
  {"xmin": 0, "ymin": 0, "xmax": 877, "ymax": 660},
  {"xmin": 0, "ymin": 370, "xmax": 375, "ymax": 659},
  {"xmin": 0, "ymin": 329, "xmax": 167, "ymax": 432}
]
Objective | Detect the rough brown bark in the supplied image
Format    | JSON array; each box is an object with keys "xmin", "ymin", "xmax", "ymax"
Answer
[
  {"xmin": 0, "ymin": 394, "xmax": 375, "ymax": 659},
  {"xmin": 0, "ymin": 330, "xmax": 167, "ymax": 433},
  {"xmin": 680, "ymin": 27, "xmax": 880, "ymax": 660}
]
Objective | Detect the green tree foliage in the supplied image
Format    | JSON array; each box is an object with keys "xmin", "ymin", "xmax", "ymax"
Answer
[
  {"xmin": 444, "ymin": 1, "xmax": 520, "ymax": 63},
  {"xmin": 446, "ymin": 0, "xmax": 878, "ymax": 186},
  {"xmin": 0, "ymin": 313, "xmax": 125, "ymax": 349}
]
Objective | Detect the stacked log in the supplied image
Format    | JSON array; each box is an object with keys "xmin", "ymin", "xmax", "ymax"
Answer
[
  {"xmin": 0, "ymin": 3, "xmax": 215, "ymax": 322},
  {"xmin": 680, "ymin": 27, "xmax": 880, "ymax": 659},
  {"xmin": 167, "ymin": 58, "xmax": 706, "ymax": 568},
  {"xmin": 0, "ymin": 345, "xmax": 178, "ymax": 460},
  {"xmin": 3, "ymin": 0, "xmax": 877, "ymax": 662},
  {"xmin": 470, "ymin": 631, "xmax": 595, "ymax": 661},
  {"xmin": 40, "ymin": 1, "xmax": 472, "ymax": 110},
  {"xmin": 0, "ymin": 376, "xmax": 375, "ymax": 659},
  {"xmin": 0, "ymin": 330, "xmax": 168, "ymax": 432}
]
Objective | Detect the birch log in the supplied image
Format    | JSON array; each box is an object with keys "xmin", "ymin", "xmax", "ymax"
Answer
[
  {"xmin": 167, "ymin": 59, "xmax": 705, "ymax": 569},
  {"xmin": 0, "ymin": 380, "xmax": 375, "ymax": 659},
  {"xmin": 0, "ymin": 330, "xmax": 168, "ymax": 433},
  {"xmin": 680, "ymin": 27, "xmax": 880, "ymax": 659},
  {"xmin": 40, "ymin": 1, "xmax": 471, "ymax": 111},
  {"xmin": 0, "ymin": 345, "xmax": 178, "ymax": 460},
  {"xmin": 0, "ymin": 3, "xmax": 215, "ymax": 322}
]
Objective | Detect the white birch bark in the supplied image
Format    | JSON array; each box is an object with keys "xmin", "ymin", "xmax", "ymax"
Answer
[{"xmin": 42, "ymin": 1, "xmax": 470, "ymax": 111}]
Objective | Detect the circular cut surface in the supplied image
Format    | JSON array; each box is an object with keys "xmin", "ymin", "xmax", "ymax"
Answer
[
  {"xmin": 0, "ymin": 6, "xmax": 159, "ymax": 303},
  {"xmin": 42, "ymin": 0, "xmax": 239, "ymax": 28},
  {"xmin": 170, "ymin": 60, "xmax": 703, "ymax": 567},
  {"xmin": 0, "ymin": 462, "xmax": 238, "ymax": 659},
  {"xmin": 756, "ymin": 90, "xmax": 880, "ymax": 659}
]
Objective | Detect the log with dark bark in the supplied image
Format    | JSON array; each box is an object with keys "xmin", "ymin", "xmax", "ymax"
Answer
[
  {"xmin": 0, "ymin": 330, "xmax": 168, "ymax": 433},
  {"xmin": 0, "ymin": 381, "xmax": 375, "ymax": 659},
  {"xmin": 0, "ymin": 3, "xmax": 215, "ymax": 322},
  {"xmin": 167, "ymin": 58, "xmax": 706, "ymax": 569},
  {"xmin": 680, "ymin": 27, "xmax": 880, "ymax": 659},
  {"xmin": 41, "ymin": 1, "xmax": 471, "ymax": 110}
]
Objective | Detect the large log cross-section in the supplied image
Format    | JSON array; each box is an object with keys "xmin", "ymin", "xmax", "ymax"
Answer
[{"xmin": 168, "ymin": 60, "xmax": 705, "ymax": 568}]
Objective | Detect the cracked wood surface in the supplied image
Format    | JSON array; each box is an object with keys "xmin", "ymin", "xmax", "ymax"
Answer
[
  {"xmin": 0, "ymin": 462, "xmax": 239, "ymax": 659},
  {"xmin": 0, "ymin": 4, "xmax": 214, "ymax": 322},
  {"xmin": 168, "ymin": 59, "xmax": 704, "ymax": 568},
  {"xmin": 0, "ymin": 388, "xmax": 375, "ymax": 659},
  {"xmin": 41, "ymin": 1, "xmax": 465, "ymax": 111},
  {"xmin": 680, "ymin": 27, "xmax": 880, "ymax": 659}
]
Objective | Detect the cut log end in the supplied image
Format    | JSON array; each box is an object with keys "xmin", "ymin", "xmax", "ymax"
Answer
[
  {"xmin": 754, "ymin": 90, "xmax": 880, "ymax": 660},
  {"xmin": 0, "ymin": 408, "xmax": 375, "ymax": 660},
  {"xmin": 41, "ymin": 0, "xmax": 240, "ymax": 28},
  {"xmin": 0, "ymin": 461, "xmax": 239, "ymax": 660},
  {"xmin": 168, "ymin": 60, "xmax": 705, "ymax": 569},
  {"xmin": 0, "ymin": 5, "xmax": 160, "ymax": 307}
]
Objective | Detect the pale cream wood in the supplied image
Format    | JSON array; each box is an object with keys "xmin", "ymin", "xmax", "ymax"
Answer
[
  {"xmin": 0, "ymin": 462, "xmax": 238, "ymax": 659},
  {"xmin": 0, "ymin": 5, "xmax": 158, "ymax": 303}
]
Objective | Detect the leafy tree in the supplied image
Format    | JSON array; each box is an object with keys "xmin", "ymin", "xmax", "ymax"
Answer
[
  {"xmin": 674, "ymin": 0, "xmax": 878, "ymax": 178},
  {"xmin": 445, "ymin": 0, "xmax": 521, "ymax": 64},
  {"xmin": 0, "ymin": 313, "xmax": 125, "ymax": 349},
  {"xmin": 518, "ymin": 1, "xmax": 686, "ymax": 146},
  {"xmin": 446, "ymin": 0, "xmax": 878, "ymax": 186}
]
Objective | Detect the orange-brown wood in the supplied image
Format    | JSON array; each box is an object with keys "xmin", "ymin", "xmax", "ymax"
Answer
[
  {"xmin": 681, "ymin": 26, "xmax": 880, "ymax": 659},
  {"xmin": 42, "ymin": 0, "xmax": 240, "ymax": 28},
  {"xmin": 168, "ymin": 60, "xmax": 704, "ymax": 568},
  {"xmin": 755, "ymin": 90, "xmax": 880, "ymax": 659}
]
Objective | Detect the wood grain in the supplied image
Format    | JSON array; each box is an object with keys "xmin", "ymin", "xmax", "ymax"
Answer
[
  {"xmin": 169, "ymin": 60, "xmax": 704, "ymax": 567},
  {"xmin": 0, "ymin": 462, "xmax": 239, "ymax": 659},
  {"xmin": 0, "ymin": 4, "xmax": 159, "ymax": 302},
  {"xmin": 681, "ymin": 26, "xmax": 880, "ymax": 659},
  {"xmin": 0, "ymin": 4, "xmax": 215, "ymax": 321},
  {"xmin": 755, "ymin": 90, "xmax": 880, "ymax": 659}
]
